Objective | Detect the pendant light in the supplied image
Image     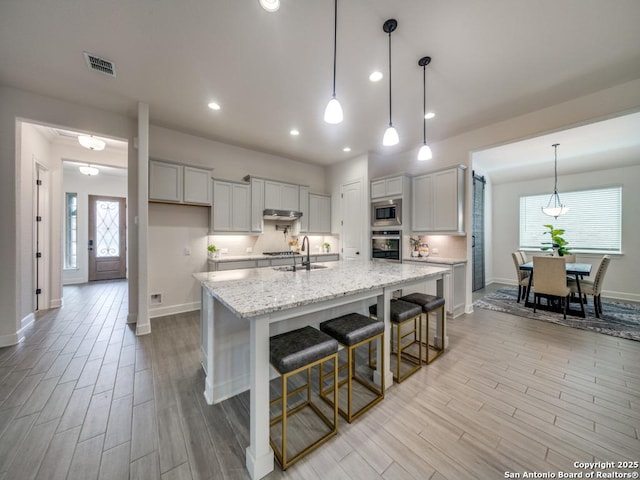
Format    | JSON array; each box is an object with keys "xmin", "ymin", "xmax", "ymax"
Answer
[
  {"xmin": 417, "ymin": 56, "xmax": 433, "ymax": 161},
  {"xmin": 382, "ymin": 19, "xmax": 399, "ymax": 146},
  {"xmin": 324, "ymin": 0, "xmax": 343, "ymax": 124},
  {"xmin": 542, "ymin": 143, "xmax": 569, "ymax": 218},
  {"xmin": 78, "ymin": 135, "xmax": 106, "ymax": 151}
]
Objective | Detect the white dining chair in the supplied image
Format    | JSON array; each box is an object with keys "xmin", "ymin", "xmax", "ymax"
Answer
[{"xmin": 533, "ymin": 256, "xmax": 571, "ymax": 319}]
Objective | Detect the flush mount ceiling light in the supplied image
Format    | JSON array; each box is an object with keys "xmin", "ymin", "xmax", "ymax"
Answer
[
  {"xmin": 417, "ymin": 56, "xmax": 433, "ymax": 161},
  {"xmin": 382, "ymin": 19, "xmax": 399, "ymax": 146},
  {"xmin": 542, "ymin": 143, "xmax": 569, "ymax": 218},
  {"xmin": 259, "ymin": 0, "xmax": 280, "ymax": 12},
  {"xmin": 324, "ymin": 0, "xmax": 343, "ymax": 124},
  {"xmin": 79, "ymin": 164, "xmax": 100, "ymax": 176},
  {"xmin": 343, "ymin": 146, "xmax": 351, "ymax": 152},
  {"xmin": 207, "ymin": 102, "xmax": 221, "ymax": 111},
  {"xmin": 78, "ymin": 135, "xmax": 106, "ymax": 151},
  {"xmin": 424, "ymin": 112, "xmax": 436, "ymax": 119},
  {"xmin": 289, "ymin": 129, "xmax": 300, "ymax": 136}
]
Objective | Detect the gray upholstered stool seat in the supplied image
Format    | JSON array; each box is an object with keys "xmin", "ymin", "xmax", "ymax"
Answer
[
  {"xmin": 368, "ymin": 299, "xmax": 422, "ymax": 382},
  {"xmin": 269, "ymin": 326, "xmax": 339, "ymax": 470},
  {"xmin": 399, "ymin": 292, "xmax": 446, "ymax": 364},
  {"xmin": 319, "ymin": 313, "xmax": 385, "ymax": 423}
]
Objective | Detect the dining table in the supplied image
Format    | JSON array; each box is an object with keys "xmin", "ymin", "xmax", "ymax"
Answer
[{"xmin": 519, "ymin": 260, "xmax": 592, "ymax": 317}]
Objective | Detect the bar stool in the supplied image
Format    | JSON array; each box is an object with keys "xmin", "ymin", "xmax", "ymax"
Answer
[
  {"xmin": 368, "ymin": 299, "xmax": 422, "ymax": 383},
  {"xmin": 399, "ymin": 293, "xmax": 446, "ymax": 364},
  {"xmin": 319, "ymin": 313, "xmax": 385, "ymax": 423},
  {"xmin": 269, "ymin": 326, "xmax": 339, "ymax": 470}
]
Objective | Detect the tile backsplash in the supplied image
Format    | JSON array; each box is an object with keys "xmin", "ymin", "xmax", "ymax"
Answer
[
  {"xmin": 403, "ymin": 234, "xmax": 466, "ymax": 259},
  {"xmin": 208, "ymin": 221, "xmax": 337, "ymax": 256}
]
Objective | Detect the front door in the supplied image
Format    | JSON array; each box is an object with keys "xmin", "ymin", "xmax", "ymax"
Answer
[{"xmin": 88, "ymin": 195, "xmax": 126, "ymax": 281}]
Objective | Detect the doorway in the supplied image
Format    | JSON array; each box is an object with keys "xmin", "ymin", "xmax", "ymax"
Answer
[
  {"xmin": 341, "ymin": 179, "xmax": 364, "ymax": 259},
  {"xmin": 88, "ymin": 195, "xmax": 127, "ymax": 281}
]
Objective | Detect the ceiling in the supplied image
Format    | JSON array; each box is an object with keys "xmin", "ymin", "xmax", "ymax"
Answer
[{"xmin": 2, "ymin": 0, "xmax": 640, "ymax": 167}]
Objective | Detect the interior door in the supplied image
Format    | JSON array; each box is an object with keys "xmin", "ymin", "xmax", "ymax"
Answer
[
  {"xmin": 472, "ymin": 172, "xmax": 486, "ymax": 291},
  {"xmin": 341, "ymin": 179, "xmax": 363, "ymax": 259},
  {"xmin": 88, "ymin": 195, "xmax": 126, "ymax": 281}
]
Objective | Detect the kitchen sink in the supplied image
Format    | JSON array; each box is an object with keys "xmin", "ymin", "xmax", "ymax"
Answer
[{"xmin": 273, "ymin": 264, "xmax": 328, "ymax": 272}]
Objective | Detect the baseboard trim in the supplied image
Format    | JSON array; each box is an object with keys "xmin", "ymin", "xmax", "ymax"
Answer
[
  {"xmin": 149, "ymin": 302, "xmax": 200, "ymax": 319},
  {"xmin": 0, "ymin": 314, "xmax": 33, "ymax": 347},
  {"xmin": 136, "ymin": 323, "xmax": 151, "ymax": 335},
  {"xmin": 127, "ymin": 313, "xmax": 137, "ymax": 324},
  {"xmin": 21, "ymin": 313, "xmax": 35, "ymax": 330},
  {"xmin": 50, "ymin": 298, "xmax": 63, "ymax": 308}
]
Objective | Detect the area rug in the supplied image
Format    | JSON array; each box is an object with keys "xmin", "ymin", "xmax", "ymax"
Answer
[{"xmin": 473, "ymin": 287, "xmax": 640, "ymax": 341}]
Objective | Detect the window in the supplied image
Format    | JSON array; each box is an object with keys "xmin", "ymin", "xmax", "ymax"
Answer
[
  {"xmin": 519, "ymin": 186, "xmax": 622, "ymax": 253},
  {"xmin": 65, "ymin": 193, "xmax": 77, "ymax": 269}
]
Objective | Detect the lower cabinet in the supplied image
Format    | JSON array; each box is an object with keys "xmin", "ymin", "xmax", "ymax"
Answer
[{"xmin": 402, "ymin": 260, "xmax": 466, "ymax": 317}]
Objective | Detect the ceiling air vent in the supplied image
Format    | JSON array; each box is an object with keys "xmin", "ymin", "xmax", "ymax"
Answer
[{"xmin": 83, "ymin": 51, "xmax": 116, "ymax": 77}]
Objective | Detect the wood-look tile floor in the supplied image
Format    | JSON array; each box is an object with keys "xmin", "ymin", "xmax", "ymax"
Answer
[{"xmin": 1, "ymin": 279, "xmax": 639, "ymax": 479}]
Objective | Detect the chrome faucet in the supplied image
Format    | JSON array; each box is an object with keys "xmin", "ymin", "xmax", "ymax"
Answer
[{"xmin": 301, "ymin": 235, "xmax": 311, "ymax": 270}]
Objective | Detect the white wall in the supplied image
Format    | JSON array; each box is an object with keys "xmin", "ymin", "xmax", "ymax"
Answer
[
  {"xmin": 147, "ymin": 126, "xmax": 330, "ymax": 318},
  {"xmin": 491, "ymin": 164, "xmax": 640, "ymax": 301},
  {"xmin": 62, "ymin": 168, "xmax": 128, "ymax": 284}
]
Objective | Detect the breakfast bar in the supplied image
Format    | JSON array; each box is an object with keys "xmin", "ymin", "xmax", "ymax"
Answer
[{"xmin": 194, "ymin": 259, "xmax": 449, "ymax": 480}]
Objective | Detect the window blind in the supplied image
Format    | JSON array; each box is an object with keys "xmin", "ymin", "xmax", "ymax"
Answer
[{"xmin": 519, "ymin": 186, "xmax": 621, "ymax": 253}]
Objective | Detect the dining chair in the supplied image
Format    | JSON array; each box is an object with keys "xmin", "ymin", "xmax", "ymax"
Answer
[
  {"xmin": 511, "ymin": 252, "xmax": 530, "ymax": 303},
  {"xmin": 532, "ymin": 256, "xmax": 571, "ymax": 319},
  {"xmin": 562, "ymin": 253, "xmax": 576, "ymax": 263},
  {"xmin": 568, "ymin": 255, "xmax": 611, "ymax": 318}
]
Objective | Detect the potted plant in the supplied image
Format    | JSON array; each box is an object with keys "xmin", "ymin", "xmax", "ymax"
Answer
[
  {"xmin": 207, "ymin": 244, "xmax": 217, "ymax": 259},
  {"xmin": 322, "ymin": 242, "xmax": 330, "ymax": 253},
  {"xmin": 541, "ymin": 224, "xmax": 570, "ymax": 256},
  {"xmin": 409, "ymin": 236, "xmax": 420, "ymax": 257}
]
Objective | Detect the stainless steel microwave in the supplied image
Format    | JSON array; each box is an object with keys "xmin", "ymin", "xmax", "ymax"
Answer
[{"xmin": 371, "ymin": 199, "xmax": 402, "ymax": 227}]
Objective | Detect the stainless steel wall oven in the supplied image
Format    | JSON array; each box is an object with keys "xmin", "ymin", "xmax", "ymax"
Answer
[{"xmin": 371, "ymin": 230, "xmax": 402, "ymax": 262}]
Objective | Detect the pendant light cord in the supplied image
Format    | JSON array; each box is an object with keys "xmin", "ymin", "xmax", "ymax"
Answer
[
  {"xmin": 553, "ymin": 143, "xmax": 559, "ymax": 194},
  {"xmin": 422, "ymin": 65, "xmax": 426, "ymax": 143},
  {"xmin": 331, "ymin": 0, "xmax": 337, "ymax": 97},
  {"xmin": 388, "ymin": 30, "xmax": 392, "ymax": 126}
]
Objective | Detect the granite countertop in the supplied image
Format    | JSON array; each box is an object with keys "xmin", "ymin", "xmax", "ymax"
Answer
[
  {"xmin": 403, "ymin": 256, "xmax": 467, "ymax": 265},
  {"xmin": 208, "ymin": 252, "xmax": 338, "ymax": 263},
  {"xmin": 194, "ymin": 259, "xmax": 449, "ymax": 318}
]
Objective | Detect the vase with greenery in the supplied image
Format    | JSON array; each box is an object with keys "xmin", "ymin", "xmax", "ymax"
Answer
[
  {"xmin": 207, "ymin": 244, "xmax": 217, "ymax": 259},
  {"xmin": 322, "ymin": 242, "xmax": 330, "ymax": 253},
  {"xmin": 409, "ymin": 236, "xmax": 420, "ymax": 257},
  {"xmin": 541, "ymin": 224, "xmax": 570, "ymax": 256}
]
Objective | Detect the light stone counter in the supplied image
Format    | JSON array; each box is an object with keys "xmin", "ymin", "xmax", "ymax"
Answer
[
  {"xmin": 403, "ymin": 256, "xmax": 467, "ymax": 265},
  {"xmin": 194, "ymin": 259, "xmax": 449, "ymax": 480}
]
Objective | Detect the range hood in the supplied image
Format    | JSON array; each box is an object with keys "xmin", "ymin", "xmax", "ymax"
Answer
[{"xmin": 263, "ymin": 209, "xmax": 303, "ymax": 221}]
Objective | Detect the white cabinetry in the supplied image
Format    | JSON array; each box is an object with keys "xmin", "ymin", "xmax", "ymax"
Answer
[
  {"xmin": 149, "ymin": 160, "xmax": 211, "ymax": 205},
  {"xmin": 411, "ymin": 165, "xmax": 465, "ymax": 234},
  {"xmin": 264, "ymin": 181, "xmax": 299, "ymax": 211},
  {"xmin": 402, "ymin": 260, "xmax": 466, "ymax": 318},
  {"xmin": 299, "ymin": 186, "xmax": 309, "ymax": 232},
  {"xmin": 250, "ymin": 177, "xmax": 265, "ymax": 232},
  {"xmin": 211, "ymin": 180, "xmax": 250, "ymax": 233},
  {"xmin": 371, "ymin": 175, "xmax": 404, "ymax": 199},
  {"xmin": 308, "ymin": 194, "xmax": 331, "ymax": 233}
]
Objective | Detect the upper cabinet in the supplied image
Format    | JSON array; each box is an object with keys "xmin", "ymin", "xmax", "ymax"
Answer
[
  {"xmin": 298, "ymin": 186, "xmax": 309, "ymax": 232},
  {"xmin": 149, "ymin": 159, "xmax": 212, "ymax": 205},
  {"xmin": 371, "ymin": 175, "xmax": 404, "ymax": 199},
  {"xmin": 411, "ymin": 165, "xmax": 466, "ymax": 235},
  {"xmin": 211, "ymin": 180, "xmax": 250, "ymax": 233},
  {"xmin": 264, "ymin": 181, "xmax": 299, "ymax": 211},
  {"xmin": 308, "ymin": 194, "xmax": 331, "ymax": 233},
  {"xmin": 250, "ymin": 177, "xmax": 265, "ymax": 233}
]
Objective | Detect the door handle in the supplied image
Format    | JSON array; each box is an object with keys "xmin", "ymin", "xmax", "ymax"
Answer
[
  {"xmin": 356, "ymin": 251, "xmax": 360, "ymax": 255},
  {"xmin": 472, "ymin": 235, "xmax": 475, "ymax": 248}
]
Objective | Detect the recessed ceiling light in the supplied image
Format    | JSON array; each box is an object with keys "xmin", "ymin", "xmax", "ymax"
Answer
[
  {"xmin": 424, "ymin": 112, "xmax": 436, "ymax": 119},
  {"xmin": 259, "ymin": 0, "xmax": 280, "ymax": 12},
  {"xmin": 290, "ymin": 129, "xmax": 300, "ymax": 136},
  {"xmin": 208, "ymin": 102, "xmax": 221, "ymax": 111},
  {"xmin": 369, "ymin": 71, "xmax": 383, "ymax": 82},
  {"xmin": 343, "ymin": 147, "xmax": 351, "ymax": 152}
]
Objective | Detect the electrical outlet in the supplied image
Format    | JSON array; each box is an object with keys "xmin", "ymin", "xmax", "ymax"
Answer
[
  {"xmin": 220, "ymin": 248, "xmax": 228, "ymax": 254},
  {"xmin": 431, "ymin": 247, "xmax": 439, "ymax": 254},
  {"xmin": 246, "ymin": 247, "xmax": 253, "ymax": 253},
  {"xmin": 184, "ymin": 247, "xmax": 191, "ymax": 256},
  {"xmin": 150, "ymin": 293, "xmax": 162, "ymax": 305}
]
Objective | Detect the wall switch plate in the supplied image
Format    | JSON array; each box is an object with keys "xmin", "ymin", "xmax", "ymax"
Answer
[
  {"xmin": 246, "ymin": 247, "xmax": 253, "ymax": 253},
  {"xmin": 431, "ymin": 248, "xmax": 439, "ymax": 254},
  {"xmin": 184, "ymin": 247, "xmax": 191, "ymax": 256}
]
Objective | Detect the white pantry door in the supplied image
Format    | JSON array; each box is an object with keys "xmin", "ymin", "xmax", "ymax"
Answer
[{"xmin": 341, "ymin": 179, "xmax": 364, "ymax": 259}]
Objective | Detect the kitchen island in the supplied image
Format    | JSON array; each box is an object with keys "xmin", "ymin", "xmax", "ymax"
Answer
[{"xmin": 194, "ymin": 259, "xmax": 449, "ymax": 480}]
